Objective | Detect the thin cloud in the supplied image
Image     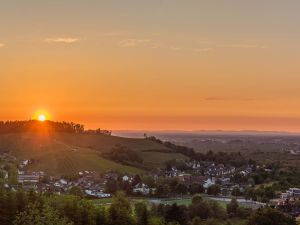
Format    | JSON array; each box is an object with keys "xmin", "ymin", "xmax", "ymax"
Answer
[
  {"xmin": 119, "ymin": 39, "xmax": 180, "ymax": 51},
  {"xmin": 118, "ymin": 39, "xmax": 151, "ymax": 47},
  {"xmin": 195, "ymin": 48, "xmax": 214, "ymax": 52},
  {"xmin": 0, "ymin": 43, "xmax": 5, "ymax": 48},
  {"xmin": 205, "ymin": 97, "xmax": 228, "ymax": 101},
  {"xmin": 169, "ymin": 46, "xmax": 182, "ymax": 51},
  {"xmin": 219, "ymin": 44, "xmax": 269, "ymax": 49},
  {"xmin": 44, "ymin": 37, "xmax": 80, "ymax": 44},
  {"xmin": 205, "ymin": 97, "xmax": 255, "ymax": 101},
  {"xmin": 118, "ymin": 38, "xmax": 216, "ymax": 54}
]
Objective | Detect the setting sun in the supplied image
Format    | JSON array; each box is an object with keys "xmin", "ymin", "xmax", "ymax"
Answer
[
  {"xmin": 38, "ymin": 114, "xmax": 46, "ymax": 122},
  {"xmin": 33, "ymin": 110, "xmax": 50, "ymax": 122}
]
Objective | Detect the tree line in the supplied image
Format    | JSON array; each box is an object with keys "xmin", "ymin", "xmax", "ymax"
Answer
[
  {"xmin": 0, "ymin": 188, "xmax": 296, "ymax": 225},
  {"xmin": 0, "ymin": 120, "xmax": 111, "ymax": 135}
]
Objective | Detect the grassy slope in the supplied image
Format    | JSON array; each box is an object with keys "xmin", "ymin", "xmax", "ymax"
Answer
[{"xmin": 0, "ymin": 132, "xmax": 185, "ymax": 175}]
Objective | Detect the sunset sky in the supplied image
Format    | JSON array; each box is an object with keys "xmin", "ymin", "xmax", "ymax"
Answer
[{"xmin": 1, "ymin": 0, "xmax": 300, "ymax": 131}]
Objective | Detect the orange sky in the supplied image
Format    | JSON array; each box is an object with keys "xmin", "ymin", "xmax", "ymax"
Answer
[{"xmin": 1, "ymin": 1, "xmax": 300, "ymax": 131}]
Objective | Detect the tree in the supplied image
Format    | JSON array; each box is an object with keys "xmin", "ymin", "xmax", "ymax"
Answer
[
  {"xmin": 16, "ymin": 189, "xmax": 27, "ymax": 212},
  {"xmin": 202, "ymin": 218, "xmax": 222, "ymax": 225},
  {"xmin": 108, "ymin": 192, "xmax": 135, "ymax": 225},
  {"xmin": 190, "ymin": 183, "xmax": 204, "ymax": 195},
  {"xmin": 69, "ymin": 186, "xmax": 84, "ymax": 198},
  {"xmin": 247, "ymin": 207, "xmax": 296, "ymax": 225},
  {"xmin": 231, "ymin": 187, "xmax": 241, "ymax": 197},
  {"xmin": 175, "ymin": 183, "xmax": 188, "ymax": 195},
  {"xmin": 191, "ymin": 195, "xmax": 203, "ymax": 205},
  {"xmin": 165, "ymin": 203, "xmax": 188, "ymax": 225},
  {"xmin": 207, "ymin": 184, "xmax": 221, "ymax": 196},
  {"xmin": 190, "ymin": 217, "xmax": 202, "ymax": 225},
  {"xmin": 95, "ymin": 207, "xmax": 107, "ymax": 225},
  {"xmin": 244, "ymin": 187, "xmax": 254, "ymax": 200},
  {"xmin": 8, "ymin": 164, "xmax": 18, "ymax": 185},
  {"xmin": 132, "ymin": 175, "xmax": 142, "ymax": 186},
  {"xmin": 227, "ymin": 198, "xmax": 238, "ymax": 217},
  {"xmin": 105, "ymin": 178, "xmax": 119, "ymax": 194},
  {"xmin": 135, "ymin": 202, "xmax": 149, "ymax": 225},
  {"xmin": 148, "ymin": 216, "xmax": 165, "ymax": 225},
  {"xmin": 189, "ymin": 200, "xmax": 211, "ymax": 220},
  {"xmin": 167, "ymin": 222, "xmax": 180, "ymax": 225},
  {"xmin": 13, "ymin": 203, "xmax": 72, "ymax": 225}
]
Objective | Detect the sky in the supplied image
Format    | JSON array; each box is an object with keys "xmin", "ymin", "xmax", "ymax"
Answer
[{"xmin": 1, "ymin": 0, "xmax": 300, "ymax": 131}]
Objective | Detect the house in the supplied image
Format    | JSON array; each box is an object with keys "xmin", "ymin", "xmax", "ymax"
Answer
[
  {"xmin": 122, "ymin": 175, "xmax": 130, "ymax": 182},
  {"xmin": 203, "ymin": 177, "xmax": 216, "ymax": 189},
  {"xmin": 281, "ymin": 188, "xmax": 300, "ymax": 200},
  {"xmin": 0, "ymin": 169, "xmax": 8, "ymax": 179},
  {"xmin": 178, "ymin": 173, "xmax": 192, "ymax": 184},
  {"xmin": 84, "ymin": 189, "xmax": 111, "ymax": 198},
  {"xmin": 133, "ymin": 183, "xmax": 154, "ymax": 195},
  {"xmin": 18, "ymin": 174, "xmax": 40, "ymax": 184},
  {"xmin": 85, "ymin": 189, "xmax": 111, "ymax": 198},
  {"xmin": 59, "ymin": 179, "xmax": 68, "ymax": 185},
  {"xmin": 191, "ymin": 175, "xmax": 207, "ymax": 185},
  {"xmin": 19, "ymin": 160, "xmax": 29, "ymax": 168}
]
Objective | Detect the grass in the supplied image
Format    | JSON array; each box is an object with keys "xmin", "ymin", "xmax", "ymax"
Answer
[
  {"xmin": 141, "ymin": 152, "xmax": 188, "ymax": 167},
  {"xmin": 92, "ymin": 196, "xmax": 229, "ymax": 209},
  {"xmin": 159, "ymin": 198, "xmax": 192, "ymax": 206},
  {"xmin": 0, "ymin": 132, "xmax": 187, "ymax": 175}
]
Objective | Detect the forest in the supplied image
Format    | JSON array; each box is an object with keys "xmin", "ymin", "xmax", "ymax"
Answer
[{"xmin": 0, "ymin": 187, "xmax": 296, "ymax": 225}]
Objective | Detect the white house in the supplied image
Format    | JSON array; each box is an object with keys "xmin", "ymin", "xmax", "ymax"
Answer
[
  {"xmin": 122, "ymin": 175, "xmax": 130, "ymax": 182},
  {"xmin": 85, "ymin": 189, "xmax": 111, "ymax": 198},
  {"xmin": 203, "ymin": 177, "xmax": 216, "ymax": 189},
  {"xmin": 133, "ymin": 183, "xmax": 154, "ymax": 195},
  {"xmin": 59, "ymin": 179, "xmax": 68, "ymax": 185}
]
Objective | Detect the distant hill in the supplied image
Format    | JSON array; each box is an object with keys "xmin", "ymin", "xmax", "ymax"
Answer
[{"xmin": 0, "ymin": 132, "xmax": 187, "ymax": 175}]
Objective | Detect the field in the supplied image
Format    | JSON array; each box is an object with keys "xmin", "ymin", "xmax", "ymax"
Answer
[
  {"xmin": 141, "ymin": 151, "xmax": 188, "ymax": 168},
  {"xmin": 0, "ymin": 132, "xmax": 186, "ymax": 175}
]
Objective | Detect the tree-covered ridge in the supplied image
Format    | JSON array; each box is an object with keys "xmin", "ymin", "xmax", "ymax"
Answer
[
  {"xmin": 146, "ymin": 136, "xmax": 249, "ymax": 167},
  {"xmin": 0, "ymin": 120, "xmax": 111, "ymax": 135}
]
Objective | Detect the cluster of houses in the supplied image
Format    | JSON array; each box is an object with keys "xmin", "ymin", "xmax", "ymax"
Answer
[
  {"xmin": 164, "ymin": 160, "xmax": 254, "ymax": 195},
  {"xmin": 18, "ymin": 169, "xmax": 112, "ymax": 198},
  {"xmin": 277, "ymin": 188, "xmax": 300, "ymax": 217},
  {"xmin": 280, "ymin": 188, "xmax": 300, "ymax": 200}
]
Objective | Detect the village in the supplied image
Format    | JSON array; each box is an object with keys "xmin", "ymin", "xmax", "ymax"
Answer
[
  {"xmin": 0, "ymin": 154, "xmax": 265, "ymax": 197},
  {"xmin": 1, "ymin": 151, "xmax": 300, "ymax": 218}
]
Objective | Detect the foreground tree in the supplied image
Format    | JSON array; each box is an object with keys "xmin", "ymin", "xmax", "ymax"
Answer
[
  {"xmin": 247, "ymin": 207, "xmax": 296, "ymax": 225},
  {"xmin": 13, "ymin": 203, "xmax": 72, "ymax": 225},
  {"xmin": 108, "ymin": 192, "xmax": 136, "ymax": 225},
  {"xmin": 135, "ymin": 202, "xmax": 149, "ymax": 225},
  {"xmin": 189, "ymin": 217, "xmax": 202, "ymax": 225},
  {"xmin": 226, "ymin": 198, "xmax": 238, "ymax": 217}
]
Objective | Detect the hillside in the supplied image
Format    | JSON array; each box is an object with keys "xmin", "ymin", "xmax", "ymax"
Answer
[{"xmin": 0, "ymin": 132, "xmax": 187, "ymax": 175}]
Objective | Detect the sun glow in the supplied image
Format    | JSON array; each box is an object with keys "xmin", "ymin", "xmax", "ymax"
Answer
[{"xmin": 38, "ymin": 114, "xmax": 46, "ymax": 122}]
